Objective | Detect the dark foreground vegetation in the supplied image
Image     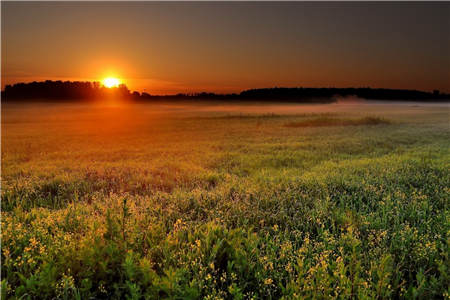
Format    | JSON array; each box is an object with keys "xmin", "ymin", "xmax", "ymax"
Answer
[
  {"xmin": 3, "ymin": 80, "xmax": 449, "ymax": 102},
  {"xmin": 2, "ymin": 102, "xmax": 449, "ymax": 299},
  {"xmin": 284, "ymin": 116, "xmax": 391, "ymax": 128}
]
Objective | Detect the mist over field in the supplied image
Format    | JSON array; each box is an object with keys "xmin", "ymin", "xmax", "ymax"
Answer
[
  {"xmin": 4, "ymin": 98, "xmax": 447, "ymax": 118},
  {"xmin": 2, "ymin": 0, "xmax": 449, "ymax": 298},
  {"xmin": 2, "ymin": 100, "xmax": 449, "ymax": 299}
]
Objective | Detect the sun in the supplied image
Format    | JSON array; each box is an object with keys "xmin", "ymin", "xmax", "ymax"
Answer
[{"xmin": 102, "ymin": 77, "xmax": 121, "ymax": 88}]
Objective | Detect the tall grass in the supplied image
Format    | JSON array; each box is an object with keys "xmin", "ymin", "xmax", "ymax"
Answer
[
  {"xmin": 284, "ymin": 116, "xmax": 391, "ymax": 127},
  {"xmin": 1, "ymin": 103, "xmax": 449, "ymax": 299}
]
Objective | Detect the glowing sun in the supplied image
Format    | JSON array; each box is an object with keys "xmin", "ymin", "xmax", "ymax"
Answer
[{"xmin": 102, "ymin": 77, "xmax": 121, "ymax": 88}]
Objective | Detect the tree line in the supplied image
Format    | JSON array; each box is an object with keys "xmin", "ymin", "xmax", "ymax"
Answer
[
  {"xmin": 2, "ymin": 80, "xmax": 449, "ymax": 102},
  {"xmin": 2, "ymin": 80, "xmax": 130, "ymax": 100}
]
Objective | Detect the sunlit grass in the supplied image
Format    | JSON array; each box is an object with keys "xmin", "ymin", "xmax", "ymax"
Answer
[{"xmin": 1, "ymin": 102, "xmax": 449, "ymax": 299}]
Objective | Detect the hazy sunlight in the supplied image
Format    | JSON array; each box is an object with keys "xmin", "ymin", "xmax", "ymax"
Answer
[{"xmin": 103, "ymin": 77, "xmax": 121, "ymax": 88}]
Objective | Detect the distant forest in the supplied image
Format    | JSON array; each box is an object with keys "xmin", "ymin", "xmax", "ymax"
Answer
[{"xmin": 2, "ymin": 80, "xmax": 449, "ymax": 102}]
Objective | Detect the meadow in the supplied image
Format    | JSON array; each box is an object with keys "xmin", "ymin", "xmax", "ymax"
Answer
[{"xmin": 1, "ymin": 100, "xmax": 449, "ymax": 299}]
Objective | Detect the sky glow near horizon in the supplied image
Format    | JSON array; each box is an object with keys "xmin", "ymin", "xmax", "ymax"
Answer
[{"xmin": 2, "ymin": 2, "xmax": 449, "ymax": 94}]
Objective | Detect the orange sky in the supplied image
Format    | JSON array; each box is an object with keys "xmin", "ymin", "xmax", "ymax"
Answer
[{"xmin": 2, "ymin": 2, "xmax": 449, "ymax": 94}]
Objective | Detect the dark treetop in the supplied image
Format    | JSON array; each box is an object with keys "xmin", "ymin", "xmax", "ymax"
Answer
[{"xmin": 2, "ymin": 81, "xmax": 449, "ymax": 102}]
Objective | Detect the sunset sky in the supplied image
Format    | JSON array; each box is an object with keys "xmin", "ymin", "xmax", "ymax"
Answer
[{"xmin": 2, "ymin": 2, "xmax": 449, "ymax": 94}]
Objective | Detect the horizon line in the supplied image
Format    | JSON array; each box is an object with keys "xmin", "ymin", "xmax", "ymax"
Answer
[{"xmin": 3, "ymin": 79, "xmax": 448, "ymax": 96}]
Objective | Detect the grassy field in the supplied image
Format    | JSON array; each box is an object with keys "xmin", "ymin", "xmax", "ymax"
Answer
[{"xmin": 1, "ymin": 101, "xmax": 449, "ymax": 299}]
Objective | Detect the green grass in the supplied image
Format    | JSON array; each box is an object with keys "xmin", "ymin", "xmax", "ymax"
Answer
[{"xmin": 1, "ymin": 101, "xmax": 449, "ymax": 299}]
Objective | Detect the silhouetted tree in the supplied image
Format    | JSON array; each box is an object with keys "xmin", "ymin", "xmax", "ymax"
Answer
[
  {"xmin": 2, "ymin": 80, "xmax": 132, "ymax": 101},
  {"xmin": 2, "ymin": 81, "xmax": 449, "ymax": 102}
]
